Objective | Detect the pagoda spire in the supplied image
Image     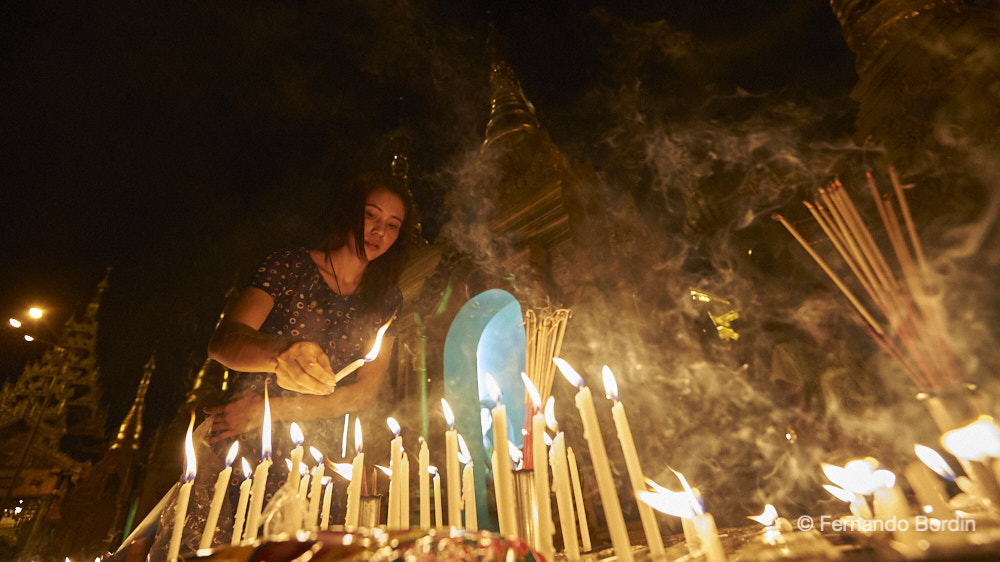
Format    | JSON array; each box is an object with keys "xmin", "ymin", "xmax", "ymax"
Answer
[
  {"xmin": 482, "ymin": 58, "xmax": 540, "ymax": 149},
  {"xmin": 110, "ymin": 354, "xmax": 154, "ymax": 450}
]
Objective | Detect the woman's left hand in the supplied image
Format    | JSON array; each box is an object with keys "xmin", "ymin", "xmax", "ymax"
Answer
[{"xmin": 205, "ymin": 390, "xmax": 265, "ymax": 444}]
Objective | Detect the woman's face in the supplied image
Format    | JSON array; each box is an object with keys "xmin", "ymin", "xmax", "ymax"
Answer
[{"xmin": 361, "ymin": 187, "xmax": 405, "ymax": 261}]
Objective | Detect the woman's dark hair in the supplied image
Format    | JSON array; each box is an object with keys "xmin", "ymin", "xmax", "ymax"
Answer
[{"xmin": 320, "ymin": 172, "xmax": 415, "ymax": 304}]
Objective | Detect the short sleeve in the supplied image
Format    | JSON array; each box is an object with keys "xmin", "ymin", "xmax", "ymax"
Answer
[{"xmin": 248, "ymin": 247, "xmax": 305, "ymax": 300}]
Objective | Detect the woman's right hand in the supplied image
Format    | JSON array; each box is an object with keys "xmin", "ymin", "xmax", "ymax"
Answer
[{"xmin": 274, "ymin": 340, "xmax": 338, "ymax": 395}]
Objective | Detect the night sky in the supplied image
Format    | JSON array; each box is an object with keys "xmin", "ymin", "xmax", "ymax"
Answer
[{"xmin": 0, "ymin": 2, "xmax": 856, "ymax": 433}]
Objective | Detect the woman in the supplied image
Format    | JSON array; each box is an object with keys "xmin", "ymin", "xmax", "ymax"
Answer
[{"xmin": 206, "ymin": 171, "xmax": 414, "ymax": 446}]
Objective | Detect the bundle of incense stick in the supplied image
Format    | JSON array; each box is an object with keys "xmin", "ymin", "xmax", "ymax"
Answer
[
  {"xmin": 774, "ymin": 167, "xmax": 962, "ymax": 392},
  {"xmin": 524, "ymin": 307, "xmax": 572, "ymax": 403}
]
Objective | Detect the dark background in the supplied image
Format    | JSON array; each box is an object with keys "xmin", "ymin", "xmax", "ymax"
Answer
[{"xmin": 0, "ymin": 1, "xmax": 856, "ymax": 432}]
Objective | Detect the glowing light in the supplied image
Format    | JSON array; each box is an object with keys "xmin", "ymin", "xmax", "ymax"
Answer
[
  {"xmin": 508, "ymin": 440, "xmax": 523, "ymax": 467},
  {"xmin": 387, "ymin": 416, "xmax": 401, "ymax": 437},
  {"xmin": 484, "ymin": 373, "xmax": 503, "ymax": 403},
  {"xmin": 480, "ymin": 407, "xmax": 492, "ymax": 433},
  {"xmin": 354, "ymin": 417, "xmax": 363, "ymax": 454},
  {"xmin": 823, "ymin": 485, "xmax": 855, "ymax": 503},
  {"xmin": 225, "ymin": 442, "xmax": 239, "ymax": 467},
  {"xmin": 290, "ymin": 422, "xmax": 304, "ymax": 447},
  {"xmin": 521, "ymin": 372, "xmax": 541, "ymax": 411},
  {"xmin": 457, "ymin": 433, "xmax": 472, "ymax": 465},
  {"xmin": 941, "ymin": 416, "xmax": 1000, "ymax": 461},
  {"xmin": 428, "ymin": 465, "xmax": 438, "ymax": 476},
  {"xmin": 377, "ymin": 464, "xmax": 392, "ymax": 476},
  {"xmin": 639, "ymin": 479, "xmax": 696, "ymax": 519},
  {"xmin": 8, "ymin": 318, "xmax": 21, "ymax": 328},
  {"xmin": 241, "ymin": 458, "xmax": 252, "ymax": 479},
  {"xmin": 543, "ymin": 432, "xmax": 553, "ymax": 446},
  {"xmin": 441, "ymin": 398, "xmax": 455, "ymax": 429},
  {"xmin": 364, "ymin": 320, "xmax": 392, "ymax": 362},
  {"xmin": 749, "ymin": 504, "xmax": 779, "ymax": 526},
  {"xmin": 28, "ymin": 307, "xmax": 42, "ymax": 319},
  {"xmin": 332, "ymin": 463, "xmax": 354, "ymax": 480},
  {"xmin": 915, "ymin": 444, "xmax": 956, "ymax": 481},
  {"xmin": 183, "ymin": 412, "xmax": 197, "ymax": 482},
  {"xmin": 544, "ymin": 396, "xmax": 558, "ymax": 432},
  {"xmin": 310, "ymin": 446, "xmax": 324, "ymax": 465},
  {"xmin": 23, "ymin": 335, "xmax": 33, "ymax": 342},
  {"xmin": 822, "ymin": 458, "xmax": 880, "ymax": 495},
  {"xmin": 602, "ymin": 366, "xmax": 619, "ymax": 402},
  {"xmin": 553, "ymin": 357, "xmax": 584, "ymax": 389}
]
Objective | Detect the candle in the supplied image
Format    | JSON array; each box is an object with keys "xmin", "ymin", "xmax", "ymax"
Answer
[
  {"xmin": 908, "ymin": 445, "xmax": 954, "ymax": 515},
  {"xmin": 307, "ymin": 447, "xmax": 325, "ymax": 528},
  {"xmin": 567, "ymin": 446, "xmax": 592, "ymax": 551},
  {"xmin": 231, "ymin": 458, "xmax": 252, "ymax": 546},
  {"xmin": 288, "ymin": 422, "xmax": 305, "ymax": 498},
  {"xmin": 168, "ymin": 412, "xmax": 197, "ymax": 561},
  {"xmin": 441, "ymin": 399, "xmax": 463, "ymax": 528},
  {"xmin": 320, "ymin": 476, "xmax": 334, "ymax": 529},
  {"xmin": 341, "ymin": 414, "xmax": 350, "ymax": 459},
  {"xmin": 200, "ymin": 441, "xmax": 239, "ymax": 550},
  {"xmin": 545, "ymin": 398, "xmax": 579, "ymax": 560},
  {"xmin": 485, "ymin": 375, "xmax": 517, "ymax": 538},
  {"xmin": 243, "ymin": 386, "xmax": 273, "ymax": 542},
  {"xmin": 401, "ymin": 446, "xmax": 411, "ymax": 529},
  {"xmin": 603, "ymin": 366, "xmax": 665, "ymax": 558},
  {"xmin": 641, "ymin": 474, "xmax": 722, "ymax": 562},
  {"xmin": 419, "ymin": 437, "xmax": 430, "ymax": 529},
  {"xmin": 387, "ymin": 417, "xmax": 402, "ymax": 530},
  {"xmin": 693, "ymin": 513, "xmax": 726, "ymax": 562},
  {"xmin": 345, "ymin": 418, "xmax": 364, "ymax": 527},
  {"xmin": 432, "ymin": 466, "xmax": 443, "ymax": 529},
  {"xmin": 457, "ymin": 433, "xmax": 478, "ymax": 531},
  {"xmin": 554, "ymin": 358, "xmax": 631, "ymax": 561},
  {"xmin": 522, "ymin": 374, "xmax": 554, "ymax": 559},
  {"xmin": 872, "ymin": 470, "xmax": 921, "ymax": 555}
]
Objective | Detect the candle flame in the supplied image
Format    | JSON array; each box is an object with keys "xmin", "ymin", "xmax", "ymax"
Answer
[
  {"xmin": 355, "ymin": 417, "xmax": 363, "ymax": 454},
  {"xmin": 331, "ymin": 462, "xmax": 353, "ymax": 481},
  {"xmin": 543, "ymin": 432, "xmax": 553, "ymax": 446},
  {"xmin": 8, "ymin": 318, "xmax": 21, "ymax": 328},
  {"xmin": 387, "ymin": 416, "xmax": 401, "ymax": 437},
  {"xmin": 822, "ymin": 458, "xmax": 879, "ymax": 495},
  {"xmin": 286, "ymin": 459, "xmax": 293, "ymax": 471},
  {"xmin": 544, "ymin": 396, "xmax": 558, "ymax": 432},
  {"xmin": 262, "ymin": 385, "xmax": 272, "ymax": 460},
  {"xmin": 376, "ymin": 464, "xmax": 392, "ymax": 476},
  {"xmin": 363, "ymin": 319, "xmax": 392, "ymax": 362},
  {"xmin": 553, "ymin": 357, "xmax": 584, "ymax": 389},
  {"xmin": 428, "ymin": 465, "xmax": 438, "ymax": 476},
  {"xmin": 480, "ymin": 407, "xmax": 492, "ymax": 434},
  {"xmin": 521, "ymin": 372, "xmax": 542, "ymax": 411},
  {"xmin": 183, "ymin": 411, "xmax": 197, "ymax": 482},
  {"xmin": 485, "ymin": 373, "xmax": 503, "ymax": 403},
  {"xmin": 225, "ymin": 441, "xmax": 239, "ymax": 467},
  {"xmin": 669, "ymin": 468, "xmax": 704, "ymax": 516},
  {"xmin": 638, "ymin": 480, "xmax": 695, "ymax": 519},
  {"xmin": 457, "ymin": 433, "xmax": 472, "ymax": 465},
  {"xmin": 749, "ymin": 504, "xmax": 779, "ymax": 526},
  {"xmin": 602, "ymin": 365, "xmax": 619, "ymax": 402},
  {"xmin": 299, "ymin": 463, "xmax": 308, "ymax": 475},
  {"xmin": 290, "ymin": 422, "xmax": 304, "ymax": 446},
  {"xmin": 441, "ymin": 398, "xmax": 456, "ymax": 429},
  {"xmin": 941, "ymin": 415, "xmax": 1000, "ymax": 461},
  {"xmin": 823, "ymin": 484, "xmax": 855, "ymax": 503},
  {"xmin": 241, "ymin": 457, "xmax": 252, "ymax": 479},
  {"xmin": 310, "ymin": 446, "xmax": 324, "ymax": 465},
  {"xmin": 507, "ymin": 440, "xmax": 523, "ymax": 468},
  {"xmin": 322, "ymin": 476, "xmax": 332, "ymax": 486},
  {"xmin": 914, "ymin": 444, "xmax": 956, "ymax": 481}
]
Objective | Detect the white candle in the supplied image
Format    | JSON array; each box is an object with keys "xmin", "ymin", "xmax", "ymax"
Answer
[
  {"xmin": 200, "ymin": 441, "xmax": 239, "ymax": 550},
  {"xmin": 288, "ymin": 422, "xmax": 305, "ymax": 497},
  {"xmin": 432, "ymin": 467, "xmax": 443, "ymax": 529},
  {"xmin": 603, "ymin": 367, "xmax": 665, "ymax": 558},
  {"xmin": 567, "ymin": 446, "xmax": 592, "ymax": 551},
  {"xmin": 904, "ymin": 461, "xmax": 951, "ymax": 515},
  {"xmin": 345, "ymin": 418, "xmax": 364, "ymax": 527},
  {"xmin": 463, "ymin": 461, "xmax": 478, "ymax": 530},
  {"xmin": 401, "ymin": 448, "xmax": 411, "ymax": 529},
  {"xmin": 545, "ymin": 399, "xmax": 579, "ymax": 561},
  {"xmin": 320, "ymin": 477, "xmax": 334, "ymax": 529},
  {"xmin": 522, "ymin": 374, "xmax": 553, "ymax": 559},
  {"xmin": 387, "ymin": 417, "xmax": 402, "ymax": 530},
  {"xmin": 231, "ymin": 458, "xmax": 252, "ymax": 546},
  {"xmin": 243, "ymin": 387, "xmax": 273, "ymax": 543},
  {"xmin": 419, "ymin": 437, "xmax": 430, "ymax": 529},
  {"xmin": 693, "ymin": 513, "xmax": 726, "ymax": 562},
  {"xmin": 442, "ymin": 399, "xmax": 462, "ymax": 528},
  {"xmin": 168, "ymin": 413, "xmax": 197, "ymax": 561},
  {"xmin": 554, "ymin": 358, "xmax": 631, "ymax": 561},
  {"xmin": 307, "ymin": 447, "xmax": 326, "ymax": 528},
  {"xmin": 485, "ymin": 375, "xmax": 517, "ymax": 539}
]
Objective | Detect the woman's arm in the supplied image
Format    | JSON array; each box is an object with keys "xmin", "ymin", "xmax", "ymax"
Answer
[{"xmin": 208, "ymin": 287, "xmax": 337, "ymax": 394}]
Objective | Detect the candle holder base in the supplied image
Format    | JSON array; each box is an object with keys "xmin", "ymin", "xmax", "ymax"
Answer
[{"xmin": 358, "ymin": 495, "xmax": 383, "ymax": 529}]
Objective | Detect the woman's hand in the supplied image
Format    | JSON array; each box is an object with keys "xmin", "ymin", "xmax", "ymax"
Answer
[
  {"xmin": 274, "ymin": 340, "xmax": 338, "ymax": 395},
  {"xmin": 205, "ymin": 390, "xmax": 265, "ymax": 444}
]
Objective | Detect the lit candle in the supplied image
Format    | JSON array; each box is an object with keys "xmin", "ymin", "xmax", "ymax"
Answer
[
  {"xmin": 243, "ymin": 386, "xmax": 273, "ymax": 542},
  {"xmin": 320, "ymin": 476, "xmax": 334, "ymax": 529},
  {"xmin": 231, "ymin": 458, "xmax": 252, "ymax": 546},
  {"xmin": 431, "ymin": 466, "xmax": 443, "ymax": 529},
  {"xmin": 345, "ymin": 418, "xmax": 364, "ymax": 527},
  {"xmin": 566, "ymin": 446, "xmax": 592, "ymax": 551},
  {"xmin": 822, "ymin": 460, "xmax": 876, "ymax": 519},
  {"xmin": 441, "ymin": 398, "xmax": 462, "ymax": 528},
  {"xmin": 419, "ymin": 437, "xmax": 430, "ymax": 529},
  {"xmin": 307, "ymin": 447, "xmax": 326, "ymax": 528},
  {"xmin": 907, "ymin": 445, "xmax": 953, "ymax": 515},
  {"xmin": 554, "ymin": 358, "xmax": 631, "ymax": 561},
  {"xmin": 545, "ymin": 398, "xmax": 579, "ymax": 560},
  {"xmin": 200, "ymin": 441, "xmax": 239, "ymax": 550},
  {"xmin": 387, "ymin": 417, "xmax": 402, "ymax": 530},
  {"xmin": 288, "ymin": 423, "xmax": 305, "ymax": 498},
  {"xmin": 333, "ymin": 320, "xmax": 392, "ymax": 383},
  {"xmin": 401, "ymin": 445, "xmax": 411, "ymax": 529},
  {"xmin": 640, "ymin": 475, "xmax": 724, "ymax": 562},
  {"xmin": 457, "ymin": 434, "xmax": 478, "ymax": 531},
  {"xmin": 522, "ymin": 374, "xmax": 554, "ymax": 559},
  {"xmin": 485, "ymin": 375, "xmax": 517, "ymax": 538},
  {"xmin": 602, "ymin": 366, "xmax": 665, "ymax": 558},
  {"xmin": 168, "ymin": 412, "xmax": 197, "ymax": 561}
]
